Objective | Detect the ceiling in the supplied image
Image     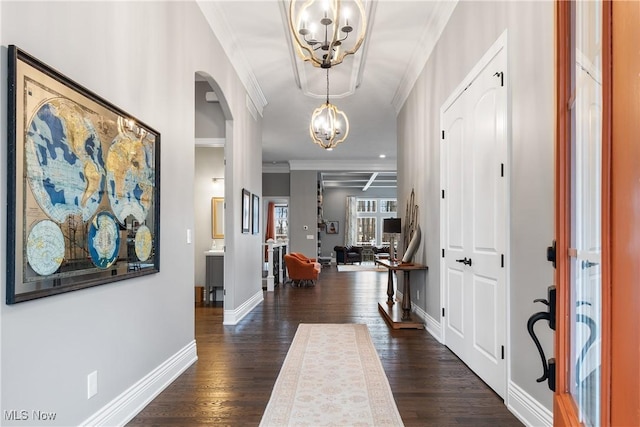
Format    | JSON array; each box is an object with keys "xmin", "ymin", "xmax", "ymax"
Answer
[{"xmin": 196, "ymin": 0, "xmax": 456, "ymax": 189}]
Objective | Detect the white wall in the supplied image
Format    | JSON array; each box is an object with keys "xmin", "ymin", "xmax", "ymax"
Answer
[
  {"xmin": 195, "ymin": 81, "xmax": 225, "ymax": 139},
  {"xmin": 397, "ymin": 0, "xmax": 555, "ymax": 417},
  {"xmin": 0, "ymin": 1, "xmax": 262, "ymax": 425},
  {"xmin": 289, "ymin": 170, "xmax": 318, "ymax": 257}
]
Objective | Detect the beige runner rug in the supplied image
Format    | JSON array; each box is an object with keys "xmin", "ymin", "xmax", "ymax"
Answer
[
  {"xmin": 337, "ymin": 264, "xmax": 384, "ymax": 273},
  {"xmin": 260, "ymin": 323, "xmax": 404, "ymax": 427}
]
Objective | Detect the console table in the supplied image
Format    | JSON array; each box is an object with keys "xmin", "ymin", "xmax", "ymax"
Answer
[{"xmin": 375, "ymin": 259, "xmax": 428, "ymax": 329}]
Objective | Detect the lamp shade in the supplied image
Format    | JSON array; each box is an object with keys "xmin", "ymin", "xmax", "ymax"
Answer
[{"xmin": 383, "ymin": 218, "xmax": 401, "ymax": 234}]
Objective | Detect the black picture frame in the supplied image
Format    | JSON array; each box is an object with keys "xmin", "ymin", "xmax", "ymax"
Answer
[
  {"xmin": 252, "ymin": 194, "xmax": 260, "ymax": 235},
  {"xmin": 6, "ymin": 45, "xmax": 161, "ymax": 304},
  {"xmin": 326, "ymin": 221, "xmax": 339, "ymax": 234},
  {"xmin": 242, "ymin": 189, "xmax": 251, "ymax": 233}
]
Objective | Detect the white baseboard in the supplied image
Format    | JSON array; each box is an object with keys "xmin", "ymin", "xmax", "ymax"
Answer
[
  {"xmin": 422, "ymin": 310, "xmax": 443, "ymax": 343},
  {"xmin": 507, "ymin": 380, "xmax": 553, "ymax": 427},
  {"xmin": 81, "ymin": 340, "xmax": 198, "ymax": 427},
  {"xmin": 223, "ymin": 289, "xmax": 264, "ymax": 325},
  {"xmin": 392, "ymin": 293, "xmax": 443, "ymax": 343}
]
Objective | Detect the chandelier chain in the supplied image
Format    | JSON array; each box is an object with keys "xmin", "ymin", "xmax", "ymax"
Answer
[{"xmin": 326, "ymin": 69, "xmax": 330, "ymax": 104}]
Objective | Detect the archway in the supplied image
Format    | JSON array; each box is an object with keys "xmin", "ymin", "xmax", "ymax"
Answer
[{"xmin": 194, "ymin": 72, "xmax": 233, "ymax": 314}]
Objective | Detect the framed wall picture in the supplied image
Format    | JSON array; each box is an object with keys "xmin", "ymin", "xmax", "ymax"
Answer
[
  {"xmin": 252, "ymin": 194, "xmax": 260, "ymax": 235},
  {"xmin": 211, "ymin": 197, "xmax": 224, "ymax": 239},
  {"xmin": 326, "ymin": 221, "xmax": 339, "ymax": 234},
  {"xmin": 6, "ymin": 45, "xmax": 161, "ymax": 304},
  {"xmin": 242, "ymin": 189, "xmax": 251, "ymax": 233}
]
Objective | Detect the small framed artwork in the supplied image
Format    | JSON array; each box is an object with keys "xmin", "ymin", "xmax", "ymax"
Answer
[
  {"xmin": 326, "ymin": 221, "xmax": 339, "ymax": 234},
  {"xmin": 252, "ymin": 194, "xmax": 260, "ymax": 235},
  {"xmin": 242, "ymin": 189, "xmax": 251, "ymax": 233},
  {"xmin": 211, "ymin": 197, "xmax": 224, "ymax": 239}
]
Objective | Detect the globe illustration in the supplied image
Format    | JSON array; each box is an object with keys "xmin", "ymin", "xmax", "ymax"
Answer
[
  {"xmin": 106, "ymin": 130, "xmax": 154, "ymax": 224},
  {"xmin": 25, "ymin": 98, "xmax": 105, "ymax": 223},
  {"xmin": 88, "ymin": 211, "xmax": 120, "ymax": 269}
]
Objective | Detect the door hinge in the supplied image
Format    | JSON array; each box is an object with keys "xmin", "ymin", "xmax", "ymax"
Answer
[
  {"xmin": 501, "ymin": 345, "xmax": 505, "ymax": 359},
  {"xmin": 494, "ymin": 71, "xmax": 504, "ymax": 87},
  {"xmin": 442, "ymin": 190, "xmax": 445, "ymax": 199},
  {"xmin": 500, "ymin": 163, "xmax": 504, "ymax": 177},
  {"xmin": 442, "ymin": 248, "xmax": 445, "ymax": 258},
  {"xmin": 501, "ymin": 254, "xmax": 505, "ymax": 268},
  {"xmin": 442, "ymin": 308, "xmax": 445, "ymax": 317},
  {"xmin": 442, "ymin": 130, "xmax": 445, "ymax": 140}
]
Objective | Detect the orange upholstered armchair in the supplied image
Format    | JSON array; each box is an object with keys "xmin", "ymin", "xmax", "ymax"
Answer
[{"xmin": 284, "ymin": 253, "xmax": 321, "ymax": 287}]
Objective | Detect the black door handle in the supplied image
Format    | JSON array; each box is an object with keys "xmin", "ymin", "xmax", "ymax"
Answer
[
  {"xmin": 526, "ymin": 285, "xmax": 556, "ymax": 391},
  {"xmin": 455, "ymin": 257, "xmax": 472, "ymax": 266}
]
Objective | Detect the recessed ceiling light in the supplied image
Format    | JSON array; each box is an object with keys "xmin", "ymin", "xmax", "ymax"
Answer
[{"xmin": 379, "ymin": 154, "xmax": 386, "ymax": 158}]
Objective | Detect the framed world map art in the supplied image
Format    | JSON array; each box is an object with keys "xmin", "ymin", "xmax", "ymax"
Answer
[{"xmin": 6, "ymin": 46, "xmax": 161, "ymax": 304}]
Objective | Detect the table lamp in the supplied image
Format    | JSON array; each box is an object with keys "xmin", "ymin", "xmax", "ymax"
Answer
[{"xmin": 383, "ymin": 218, "xmax": 401, "ymax": 261}]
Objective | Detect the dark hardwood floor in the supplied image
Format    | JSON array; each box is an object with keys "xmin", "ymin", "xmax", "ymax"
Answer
[{"xmin": 127, "ymin": 266, "xmax": 523, "ymax": 426}]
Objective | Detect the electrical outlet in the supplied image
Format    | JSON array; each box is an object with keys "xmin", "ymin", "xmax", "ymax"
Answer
[{"xmin": 87, "ymin": 371, "xmax": 98, "ymax": 399}]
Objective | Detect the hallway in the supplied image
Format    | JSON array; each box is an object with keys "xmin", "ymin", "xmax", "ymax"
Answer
[{"xmin": 128, "ymin": 267, "xmax": 523, "ymax": 426}]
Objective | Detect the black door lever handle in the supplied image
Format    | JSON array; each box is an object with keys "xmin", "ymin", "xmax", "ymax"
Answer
[
  {"xmin": 526, "ymin": 286, "xmax": 557, "ymax": 391},
  {"xmin": 455, "ymin": 257, "xmax": 473, "ymax": 266}
]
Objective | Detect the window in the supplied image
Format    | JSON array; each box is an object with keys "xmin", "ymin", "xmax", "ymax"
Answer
[
  {"xmin": 275, "ymin": 204, "xmax": 288, "ymax": 239},
  {"xmin": 355, "ymin": 197, "xmax": 396, "ymax": 246},
  {"xmin": 357, "ymin": 217, "xmax": 377, "ymax": 244},
  {"xmin": 379, "ymin": 199, "xmax": 397, "ymax": 213},
  {"xmin": 357, "ymin": 199, "xmax": 377, "ymax": 213}
]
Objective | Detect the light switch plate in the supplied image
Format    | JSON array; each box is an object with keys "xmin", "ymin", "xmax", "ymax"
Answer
[{"xmin": 87, "ymin": 371, "xmax": 98, "ymax": 399}]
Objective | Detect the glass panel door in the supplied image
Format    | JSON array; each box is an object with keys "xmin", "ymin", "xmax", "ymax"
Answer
[{"xmin": 570, "ymin": 1, "xmax": 602, "ymax": 424}]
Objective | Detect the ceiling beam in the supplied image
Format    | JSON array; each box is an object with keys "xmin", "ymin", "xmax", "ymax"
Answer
[{"xmin": 362, "ymin": 173, "xmax": 379, "ymax": 192}]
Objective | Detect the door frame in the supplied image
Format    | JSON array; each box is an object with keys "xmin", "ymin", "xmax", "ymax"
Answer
[
  {"xmin": 553, "ymin": 1, "xmax": 612, "ymax": 425},
  {"xmin": 439, "ymin": 30, "xmax": 510, "ymax": 396}
]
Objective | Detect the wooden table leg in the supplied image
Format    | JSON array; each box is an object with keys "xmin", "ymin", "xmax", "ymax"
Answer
[
  {"xmin": 401, "ymin": 270, "xmax": 412, "ymax": 320},
  {"xmin": 386, "ymin": 269, "xmax": 395, "ymax": 304}
]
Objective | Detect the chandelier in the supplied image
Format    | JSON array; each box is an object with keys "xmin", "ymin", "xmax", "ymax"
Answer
[
  {"xmin": 309, "ymin": 69, "xmax": 349, "ymax": 150},
  {"xmin": 289, "ymin": 0, "xmax": 367, "ymax": 69}
]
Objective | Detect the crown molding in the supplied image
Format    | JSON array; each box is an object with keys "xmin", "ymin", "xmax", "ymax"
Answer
[
  {"xmin": 262, "ymin": 163, "xmax": 291, "ymax": 173},
  {"xmin": 288, "ymin": 159, "xmax": 396, "ymax": 171},
  {"xmin": 195, "ymin": 138, "xmax": 225, "ymax": 147},
  {"xmin": 197, "ymin": 1, "xmax": 267, "ymax": 117},
  {"xmin": 391, "ymin": 0, "xmax": 458, "ymax": 114}
]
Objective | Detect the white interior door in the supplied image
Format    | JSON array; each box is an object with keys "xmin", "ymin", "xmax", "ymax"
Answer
[
  {"xmin": 441, "ymin": 92, "xmax": 468, "ymax": 361},
  {"xmin": 441, "ymin": 39, "xmax": 508, "ymax": 398}
]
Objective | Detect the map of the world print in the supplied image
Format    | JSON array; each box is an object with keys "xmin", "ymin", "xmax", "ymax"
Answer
[{"xmin": 7, "ymin": 45, "xmax": 160, "ymax": 304}]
